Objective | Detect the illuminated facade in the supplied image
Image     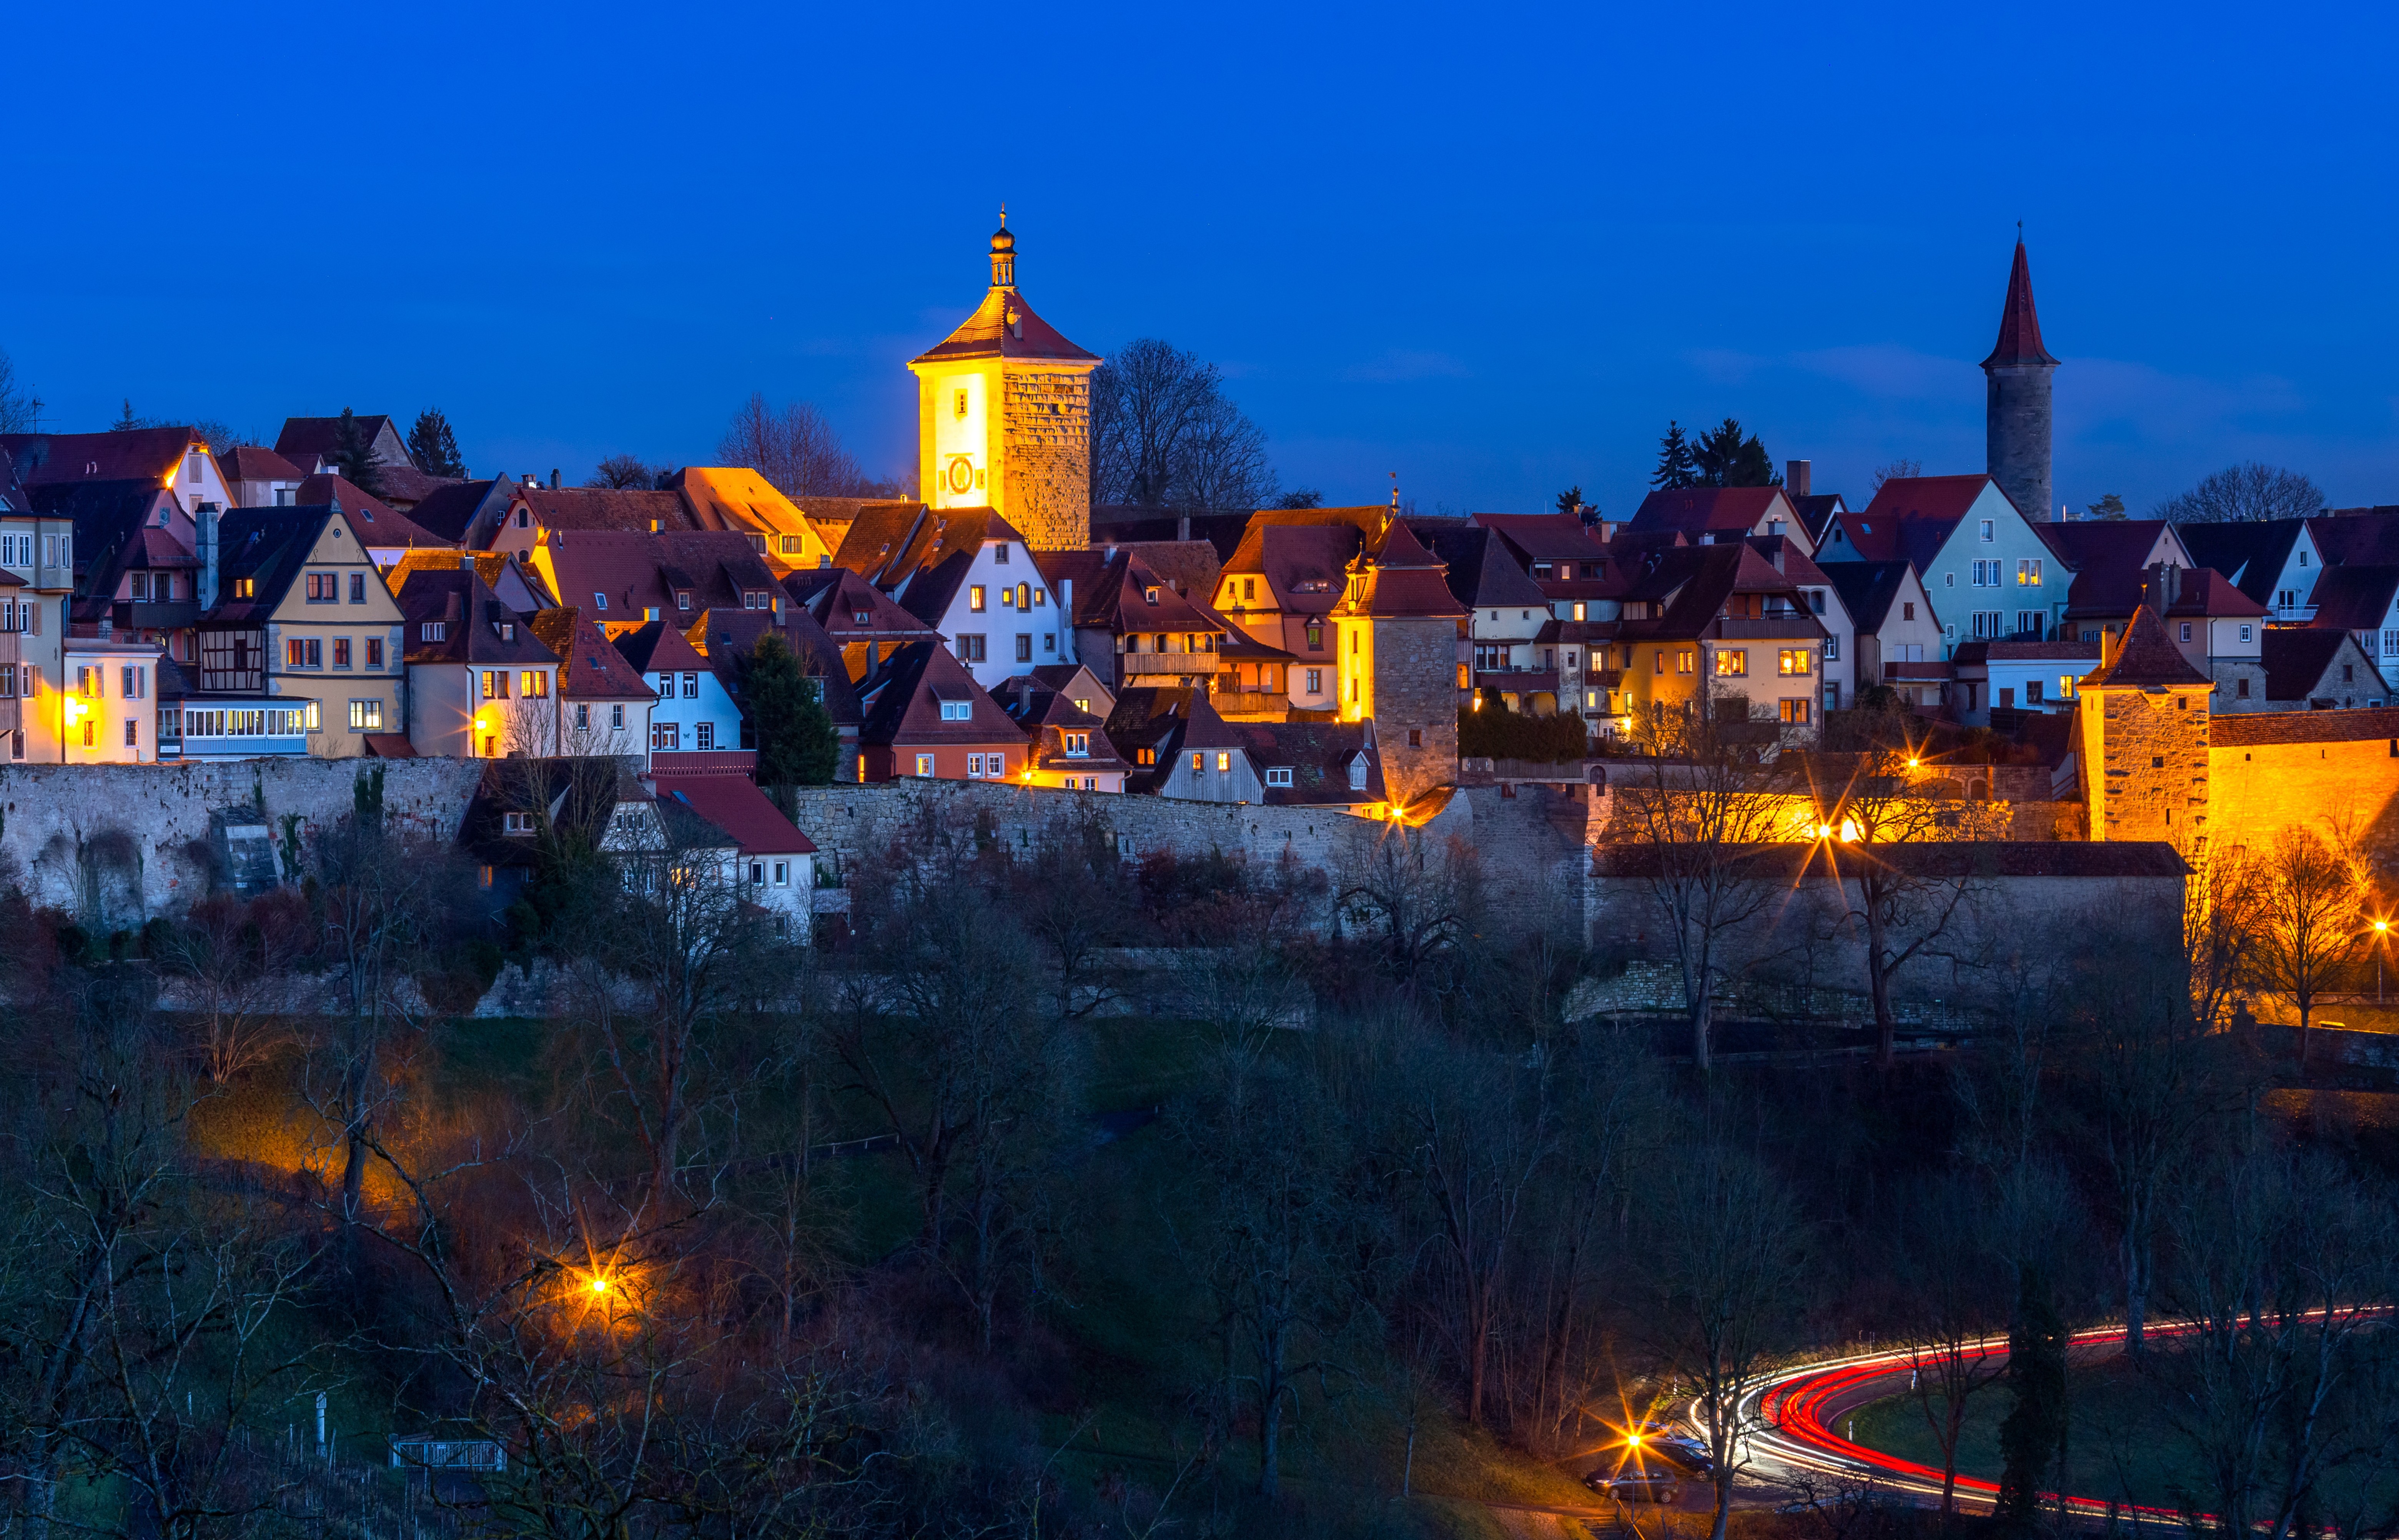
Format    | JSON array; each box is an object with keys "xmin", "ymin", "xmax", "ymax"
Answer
[{"xmin": 907, "ymin": 215, "xmax": 1101, "ymax": 553}]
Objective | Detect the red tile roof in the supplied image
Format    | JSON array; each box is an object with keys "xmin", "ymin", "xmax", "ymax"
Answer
[
  {"xmin": 298, "ymin": 473, "xmax": 449, "ymax": 548},
  {"xmin": 274, "ymin": 415, "xmax": 398, "ymax": 462},
  {"xmin": 804, "ymin": 567, "xmax": 940, "ymax": 642},
  {"xmin": 526, "ymin": 606, "xmax": 652, "ymax": 700},
  {"xmin": 220, "ymin": 445, "xmax": 306, "ymax": 485},
  {"xmin": 650, "ymin": 772, "xmax": 817, "ymax": 855},
  {"xmin": 542, "ymin": 530, "xmax": 783, "ymax": 622},
  {"xmin": 2210, "ymin": 703, "xmax": 2399, "ymax": 746},
  {"xmin": 0, "ymin": 427, "xmax": 205, "ymax": 485},
  {"xmin": 2079, "ymin": 603, "xmax": 2209, "ymax": 689},
  {"xmin": 614, "ymin": 617, "xmax": 711, "ymax": 677},
  {"xmin": 857, "ymin": 640, "xmax": 1031, "ymax": 748},
  {"xmin": 1336, "ymin": 517, "xmax": 1468, "ymax": 620},
  {"xmin": 2302, "ymin": 565, "xmax": 2399, "ymax": 632},
  {"xmin": 1982, "ymin": 239, "xmax": 2058, "ymax": 369},
  {"xmin": 1471, "ymin": 512, "xmax": 1612, "ymax": 563},
  {"xmin": 910, "ymin": 286, "xmax": 1098, "ymax": 364},
  {"xmin": 394, "ymin": 569, "xmax": 559, "ymax": 667},
  {"xmin": 1626, "ymin": 487, "xmax": 1793, "ymax": 540},
  {"xmin": 516, "ymin": 486, "xmax": 694, "ymax": 536}
]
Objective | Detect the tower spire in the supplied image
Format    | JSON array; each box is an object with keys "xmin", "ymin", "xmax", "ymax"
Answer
[
  {"xmin": 1982, "ymin": 232, "xmax": 2060, "ymax": 524},
  {"xmin": 988, "ymin": 205, "xmax": 1016, "ymax": 290}
]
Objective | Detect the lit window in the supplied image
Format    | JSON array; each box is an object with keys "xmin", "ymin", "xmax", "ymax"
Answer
[
  {"xmin": 970, "ymin": 585, "xmax": 986, "ymax": 612},
  {"xmin": 1216, "ymin": 751, "xmax": 1231, "ymax": 772},
  {"xmin": 1678, "ymin": 650, "xmax": 1695, "ymax": 675},
  {"xmin": 916, "ymin": 753, "xmax": 934, "ymax": 776},
  {"xmin": 1777, "ymin": 649, "xmax": 1810, "ymax": 676},
  {"xmin": 522, "ymin": 670, "xmax": 549, "ymax": 697},
  {"xmin": 1778, "ymin": 698, "xmax": 1811, "ymax": 724},
  {"xmin": 2018, "ymin": 559, "xmax": 2042, "ymax": 586},
  {"xmin": 348, "ymin": 699, "xmax": 382, "ymax": 730},
  {"xmin": 1714, "ymin": 649, "xmax": 1745, "ymax": 677}
]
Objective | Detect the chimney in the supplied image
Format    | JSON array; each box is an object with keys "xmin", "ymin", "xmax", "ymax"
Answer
[
  {"xmin": 549, "ymin": 469, "xmax": 561, "ymax": 489},
  {"xmin": 1787, "ymin": 460, "xmax": 1811, "ymax": 498},
  {"xmin": 459, "ymin": 553, "xmax": 474, "ymax": 571},
  {"xmin": 1178, "ymin": 514, "xmax": 1190, "ymax": 542},
  {"xmin": 198, "ymin": 504, "xmax": 220, "ymax": 610},
  {"xmin": 2144, "ymin": 561, "xmax": 2182, "ymax": 615}
]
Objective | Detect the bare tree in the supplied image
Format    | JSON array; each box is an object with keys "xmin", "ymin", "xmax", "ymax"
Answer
[
  {"xmin": 0, "ymin": 348, "xmax": 42, "ymax": 433},
  {"xmin": 587, "ymin": 453, "xmax": 663, "ymax": 490},
  {"xmin": 2251, "ymin": 826, "xmax": 2365, "ymax": 1066},
  {"xmin": 1090, "ymin": 338, "xmax": 1277, "ymax": 509},
  {"xmin": 148, "ymin": 890, "xmax": 307, "ymax": 1083},
  {"xmin": 1815, "ymin": 747, "xmax": 1981, "ymax": 1068},
  {"xmin": 1893, "ymin": 1172, "xmax": 2011, "ymax": 1520},
  {"xmin": 2153, "ymin": 462, "xmax": 2326, "ymax": 523},
  {"xmin": 1869, "ymin": 457, "xmax": 1922, "ymax": 494},
  {"xmin": 2186, "ymin": 842, "xmax": 2264, "ymax": 1034},
  {"xmin": 1651, "ymin": 1137, "xmax": 1812, "ymax": 1540},
  {"xmin": 1333, "ymin": 830, "xmax": 1479, "ymax": 993},
  {"xmin": 2157, "ymin": 1141, "xmax": 2399, "ymax": 1540},
  {"xmin": 716, "ymin": 393, "xmax": 876, "ymax": 499},
  {"xmin": 1614, "ymin": 699, "xmax": 1788, "ymax": 1069}
]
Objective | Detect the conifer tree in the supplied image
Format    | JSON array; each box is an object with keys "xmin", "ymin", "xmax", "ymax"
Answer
[
  {"xmin": 1995, "ymin": 1266, "xmax": 2068, "ymax": 1536},
  {"xmin": 110, "ymin": 399, "xmax": 142, "ymax": 432},
  {"xmin": 406, "ymin": 408, "xmax": 465, "ymax": 478},
  {"xmin": 1691, "ymin": 417, "xmax": 1778, "ymax": 489},
  {"xmin": 746, "ymin": 634, "xmax": 839, "ymax": 788},
  {"xmin": 1554, "ymin": 484, "xmax": 1583, "ymax": 516},
  {"xmin": 1652, "ymin": 422, "xmax": 1696, "ymax": 489},
  {"xmin": 331, "ymin": 407, "xmax": 383, "ymax": 496}
]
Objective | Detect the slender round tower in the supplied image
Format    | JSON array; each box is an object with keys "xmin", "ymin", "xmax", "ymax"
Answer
[{"xmin": 1982, "ymin": 235, "xmax": 2059, "ymax": 524}]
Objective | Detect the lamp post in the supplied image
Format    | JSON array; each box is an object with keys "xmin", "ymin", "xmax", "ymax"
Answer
[{"xmin": 2377, "ymin": 918, "xmax": 2389, "ymax": 1005}]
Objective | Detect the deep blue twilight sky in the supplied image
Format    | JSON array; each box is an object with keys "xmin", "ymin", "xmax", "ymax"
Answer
[{"xmin": 7, "ymin": 2, "xmax": 2396, "ymax": 519}]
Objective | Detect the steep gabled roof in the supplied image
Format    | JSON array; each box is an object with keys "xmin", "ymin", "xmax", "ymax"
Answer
[
  {"xmin": 393, "ymin": 569, "xmax": 558, "ymax": 667},
  {"xmin": 542, "ymin": 529, "xmax": 783, "ymax": 621},
  {"xmin": 2303, "ymin": 565, "xmax": 2399, "ymax": 632},
  {"xmin": 1471, "ymin": 512, "xmax": 1612, "ymax": 564},
  {"xmin": 1843, "ymin": 476, "xmax": 2003, "ymax": 567},
  {"xmin": 1625, "ymin": 487, "xmax": 1793, "ymax": 542},
  {"xmin": 1789, "ymin": 493, "xmax": 1846, "ymax": 544},
  {"xmin": 613, "ymin": 617, "xmax": 710, "ymax": 676},
  {"xmin": 407, "ymin": 479, "xmax": 505, "ymax": 544},
  {"xmin": 857, "ymin": 640, "xmax": 1031, "ymax": 747},
  {"xmin": 200, "ymin": 507, "xmax": 354, "ymax": 626},
  {"xmin": 685, "ymin": 607, "xmax": 862, "ymax": 728},
  {"xmin": 2174, "ymin": 519, "xmax": 2308, "ymax": 606},
  {"xmin": 1242, "ymin": 719, "xmax": 1386, "ymax": 806},
  {"xmin": 805, "ymin": 567, "xmax": 940, "ymax": 642},
  {"xmin": 2033, "ymin": 517, "xmax": 2184, "ymax": 573},
  {"xmin": 526, "ymin": 606, "xmax": 653, "ymax": 700},
  {"xmin": 220, "ymin": 445, "xmax": 306, "ymax": 484},
  {"xmin": 829, "ymin": 502, "xmax": 931, "ymax": 583},
  {"xmin": 2308, "ymin": 511, "xmax": 2399, "ymax": 567},
  {"xmin": 0, "ymin": 427, "xmax": 207, "ymax": 486},
  {"xmin": 516, "ymin": 486, "xmax": 693, "ymax": 536},
  {"xmin": 296, "ymin": 473, "xmax": 449, "ymax": 547},
  {"xmin": 2258, "ymin": 628, "xmax": 2366, "ymax": 704},
  {"xmin": 1422, "ymin": 525, "xmax": 1549, "ymax": 611},
  {"xmin": 650, "ymin": 767, "xmax": 817, "ymax": 856},
  {"xmin": 1982, "ymin": 239, "xmax": 2059, "ymax": 369},
  {"xmin": 2080, "ymin": 603, "xmax": 2210, "ymax": 689},
  {"xmin": 2067, "ymin": 562, "xmax": 2266, "ymax": 620},
  {"xmin": 1334, "ymin": 518, "xmax": 1467, "ymax": 620},
  {"xmin": 274, "ymin": 415, "xmax": 399, "ymax": 463}
]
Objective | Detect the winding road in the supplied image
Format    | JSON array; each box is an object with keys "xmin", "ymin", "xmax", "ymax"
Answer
[{"xmin": 1735, "ymin": 1326, "xmax": 2188, "ymax": 1523}]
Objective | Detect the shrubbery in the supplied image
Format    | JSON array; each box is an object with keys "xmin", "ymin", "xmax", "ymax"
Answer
[{"xmin": 1457, "ymin": 697, "xmax": 1590, "ymax": 762}]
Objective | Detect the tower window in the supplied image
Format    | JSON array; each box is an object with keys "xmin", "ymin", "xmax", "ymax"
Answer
[{"xmin": 954, "ymin": 390, "xmax": 968, "ymax": 419}]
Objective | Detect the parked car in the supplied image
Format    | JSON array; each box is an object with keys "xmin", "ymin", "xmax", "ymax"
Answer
[{"xmin": 1584, "ymin": 1457, "xmax": 1682, "ymax": 1504}]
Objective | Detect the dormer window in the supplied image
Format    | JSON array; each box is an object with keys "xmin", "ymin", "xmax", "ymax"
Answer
[
  {"xmin": 676, "ymin": 592, "xmax": 692, "ymax": 611},
  {"xmin": 233, "ymin": 577, "xmax": 256, "ymax": 599},
  {"xmin": 421, "ymin": 621, "xmax": 447, "ymax": 642},
  {"xmin": 1065, "ymin": 732, "xmax": 1089, "ymax": 756},
  {"xmin": 939, "ymin": 699, "xmax": 971, "ymax": 721},
  {"xmin": 1145, "ymin": 586, "xmax": 1160, "ymax": 605},
  {"xmin": 503, "ymin": 812, "xmax": 536, "ymax": 836},
  {"xmin": 594, "ymin": 593, "xmax": 607, "ymax": 610},
  {"xmin": 498, "ymin": 622, "xmax": 515, "ymax": 640},
  {"xmin": 1532, "ymin": 562, "xmax": 1553, "ymax": 578},
  {"xmin": 744, "ymin": 590, "xmax": 767, "ymax": 610},
  {"xmin": 1348, "ymin": 757, "xmax": 1368, "ymax": 791},
  {"xmin": 1266, "ymin": 766, "xmax": 1293, "ymax": 787},
  {"xmin": 854, "ymin": 610, "xmax": 871, "ymax": 625}
]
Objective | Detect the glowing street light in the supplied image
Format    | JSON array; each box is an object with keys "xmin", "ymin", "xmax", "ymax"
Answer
[{"xmin": 2376, "ymin": 918, "xmax": 2391, "ymax": 1004}]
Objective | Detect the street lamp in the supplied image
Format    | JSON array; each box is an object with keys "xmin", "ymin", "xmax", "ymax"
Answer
[{"xmin": 2377, "ymin": 918, "xmax": 2390, "ymax": 1004}]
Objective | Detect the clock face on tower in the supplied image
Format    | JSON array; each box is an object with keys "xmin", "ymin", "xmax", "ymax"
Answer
[{"xmin": 945, "ymin": 456, "xmax": 976, "ymax": 496}]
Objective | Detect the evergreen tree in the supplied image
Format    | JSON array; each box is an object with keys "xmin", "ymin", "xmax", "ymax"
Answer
[
  {"xmin": 1691, "ymin": 417, "xmax": 1778, "ymax": 489},
  {"xmin": 331, "ymin": 407, "xmax": 383, "ymax": 496},
  {"xmin": 746, "ymin": 634, "xmax": 839, "ymax": 787},
  {"xmin": 2089, "ymin": 493, "xmax": 2126, "ymax": 521},
  {"xmin": 1995, "ymin": 1266, "xmax": 2068, "ymax": 1537},
  {"xmin": 1652, "ymin": 422, "xmax": 1696, "ymax": 489},
  {"xmin": 1554, "ymin": 484, "xmax": 1583, "ymax": 516},
  {"xmin": 407, "ymin": 408, "xmax": 465, "ymax": 478},
  {"xmin": 110, "ymin": 399, "xmax": 143, "ymax": 432}
]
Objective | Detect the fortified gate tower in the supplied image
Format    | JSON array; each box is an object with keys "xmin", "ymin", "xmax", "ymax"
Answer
[{"xmin": 907, "ymin": 213, "xmax": 1101, "ymax": 552}]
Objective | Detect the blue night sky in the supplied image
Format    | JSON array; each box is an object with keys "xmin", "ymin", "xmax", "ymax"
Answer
[{"xmin": 7, "ymin": 1, "xmax": 2396, "ymax": 519}]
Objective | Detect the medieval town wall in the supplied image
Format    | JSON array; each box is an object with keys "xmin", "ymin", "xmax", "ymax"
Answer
[
  {"xmin": 2209, "ymin": 733, "xmax": 2399, "ymax": 861},
  {"xmin": 2082, "ymin": 687, "xmax": 2209, "ymax": 842},
  {"xmin": 0, "ymin": 758, "xmax": 486, "ymax": 926}
]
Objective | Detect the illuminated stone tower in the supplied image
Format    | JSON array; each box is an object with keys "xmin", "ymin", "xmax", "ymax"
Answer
[
  {"xmin": 1983, "ymin": 232, "xmax": 2059, "ymax": 524},
  {"xmin": 2075, "ymin": 584, "xmax": 2211, "ymax": 846},
  {"xmin": 907, "ymin": 212, "xmax": 1101, "ymax": 552}
]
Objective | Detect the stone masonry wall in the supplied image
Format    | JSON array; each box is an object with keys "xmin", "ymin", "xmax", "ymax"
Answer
[
  {"xmin": 2086, "ymin": 686, "xmax": 2209, "ymax": 842},
  {"xmin": 2212, "ymin": 735, "xmax": 2399, "ymax": 863},
  {"xmin": 1002, "ymin": 367, "xmax": 1091, "ymax": 552},
  {"xmin": 1986, "ymin": 362, "xmax": 2054, "ymax": 526},
  {"xmin": 0, "ymin": 758, "xmax": 486, "ymax": 927},
  {"xmin": 1373, "ymin": 616, "xmax": 1461, "ymax": 805}
]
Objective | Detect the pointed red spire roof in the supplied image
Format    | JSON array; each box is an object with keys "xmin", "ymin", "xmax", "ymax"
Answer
[{"xmin": 1982, "ymin": 238, "xmax": 2058, "ymax": 369}]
